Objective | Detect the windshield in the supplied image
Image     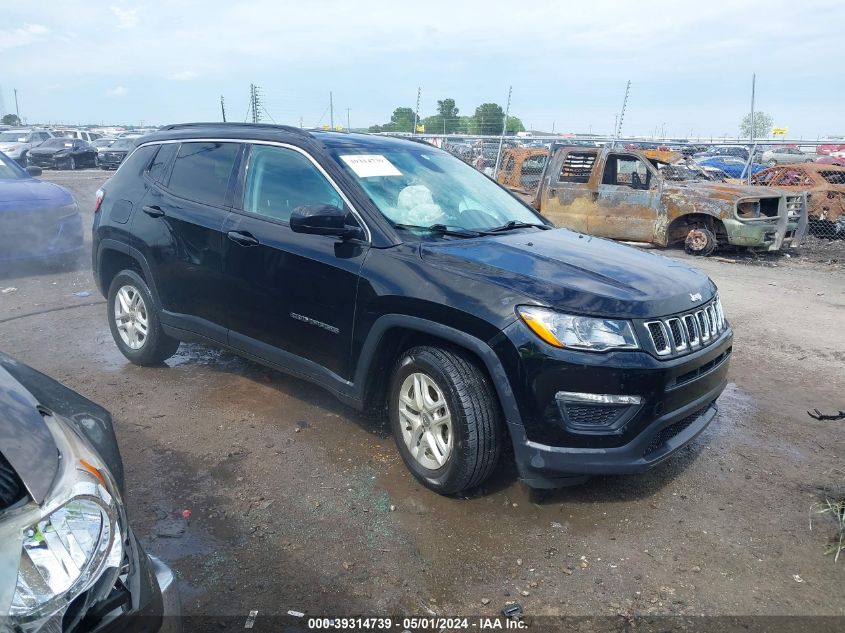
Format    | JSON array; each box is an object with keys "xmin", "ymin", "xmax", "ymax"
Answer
[
  {"xmin": 330, "ymin": 143, "xmax": 544, "ymax": 232},
  {"xmin": 657, "ymin": 160, "xmax": 716, "ymax": 182},
  {"xmin": 0, "ymin": 132, "xmax": 29, "ymax": 142},
  {"xmin": 0, "ymin": 153, "xmax": 27, "ymax": 179},
  {"xmin": 111, "ymin": 139, "xmax": 136, "ymax": 150},
  {"xmin": 41, "ymin": 138, "xmax": 75, "ymax": 148}
]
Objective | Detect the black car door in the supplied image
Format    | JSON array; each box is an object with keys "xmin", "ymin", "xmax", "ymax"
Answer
[
  {"xmin": 222, "ymin": 143, "xmax": 369, "ymax": 379},
  {"xmin": 131, "ymin": 141, "xmax": 242, "ymax": 344}
]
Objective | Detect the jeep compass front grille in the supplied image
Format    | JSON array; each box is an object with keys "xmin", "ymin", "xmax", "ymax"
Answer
[{"xmin": 644, "ymin": 297, "xmax": 726, "ymax": 357}]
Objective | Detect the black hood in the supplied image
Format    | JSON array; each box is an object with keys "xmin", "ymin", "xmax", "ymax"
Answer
[
  {"xmin": 420, "ymin": 229, "xmax": 715, "ymax": 319},
  {"xmin": 0, "ymin": 366, "xmax": 59, "ymax": 505},
  {"xmin": 29, "ymin": 146, "xmax": 73, "ymax": 157},
  {"xmin": 0, "ymin": 353, "xmax": 124, "ymax": 498}
]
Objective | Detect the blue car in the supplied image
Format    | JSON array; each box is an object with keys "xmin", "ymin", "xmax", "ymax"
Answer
[
  {"xmin": 0, "ymin": 151, "xmax": 83, "ymax": 269},
  {"xmin": 696, "ymin": 156, "xmax": 767, "ymax": 179}
]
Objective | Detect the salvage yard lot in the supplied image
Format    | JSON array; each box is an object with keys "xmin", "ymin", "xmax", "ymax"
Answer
[{"xmin": 1, "ymin": 170, "xmax": 844, "ymax": 620}]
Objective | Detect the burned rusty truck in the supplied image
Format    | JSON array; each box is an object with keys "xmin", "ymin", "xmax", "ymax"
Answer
[{"xmin": 532, "ymin": 145, "xmax": 808, "ymax": 255}]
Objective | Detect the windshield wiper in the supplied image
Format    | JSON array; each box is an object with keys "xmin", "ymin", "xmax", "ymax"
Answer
[
  {"xmin": 393, "ymin": 223, "xmax": 483, "ymax": 238},
  {"xmin": 484, "ymin": 220, "xmax": 551, "ymax": 233}
]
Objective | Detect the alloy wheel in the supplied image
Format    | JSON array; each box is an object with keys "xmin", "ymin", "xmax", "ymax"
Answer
[
  {"xmin": 114, "ymin": 285, "xmax": 149, "ymax": 350},
  {"xmin": 397, "ymin": 372, "xmax": 453, "ymax": 470}
]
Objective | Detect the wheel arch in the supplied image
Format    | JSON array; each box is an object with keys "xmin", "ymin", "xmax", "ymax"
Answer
[
  {"xmin": 354, "ymin": 315, "xmax": 523, "ymax": 433},
  {"xmin": 95, "ymin": 239, "xmax": 160, "ymax": 304},
  {"xmin": 666, "ymin": 213, "xmax": 727, "ymax": 246}
]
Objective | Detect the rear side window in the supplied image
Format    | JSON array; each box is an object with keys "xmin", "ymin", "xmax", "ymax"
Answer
[
  {"xmin": 147, "ymin": 144, "xmax": 177, "ymax": 183},
  {"xmin": 104, "ymin": 145, "xmax": 158, "ymax": 189},
  {"xmin": 168, "ymin": 142, "xmax": 240, "ymax": 207},
  {"xmin": 243, "ymin": 145, "xmax": 342, "ymax": 222},
  {"xmin": 558, "ymin": 152, "xmax": 596, "ymax": 183}
]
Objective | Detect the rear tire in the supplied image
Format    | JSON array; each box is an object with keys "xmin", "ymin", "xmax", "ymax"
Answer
[
  {"xmin": 107, "ymin": 270, "xmax": 180, "ymax": 366},
  {"xmin": 388, "ymin": 345, "xmax": 501, "ymax": 495},
  {"xmin": 684, "ymin": 227, "xmax": 717, "ymax": 256}
]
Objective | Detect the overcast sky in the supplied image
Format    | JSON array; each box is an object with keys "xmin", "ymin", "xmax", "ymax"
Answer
[{"xmin": 1, "ymin": 0, "xmax": 841, "ymax": 138}]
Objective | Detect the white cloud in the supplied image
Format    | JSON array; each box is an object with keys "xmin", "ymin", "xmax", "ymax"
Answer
[
  {"xmin": 0, "ymin": 23, "xmax": 50, "ymax": 51},
  {"xmin": 167, "ymin": 70, "xmax": 199, "ymax": 81},
  {"xmin": 106, "ymin": 86, "xmax": 129, "ymax": 97},
  {"xmin": 110, "ymin": 6, "xmax": 139, "ymax": 29}
]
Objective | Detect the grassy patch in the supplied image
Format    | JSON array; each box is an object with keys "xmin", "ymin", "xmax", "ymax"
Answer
[{"xmin": 811, "ymin": 470, "xmax": 845, "ymax": 563}]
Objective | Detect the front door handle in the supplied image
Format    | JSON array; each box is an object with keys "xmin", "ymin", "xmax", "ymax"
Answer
[
  {"xmin": 142, "ymin": 205, "xmax": 165, "ymax": 218},
  {"xmin": 227, "ymin": 230, "xmax": 259, "ymax": 247}
]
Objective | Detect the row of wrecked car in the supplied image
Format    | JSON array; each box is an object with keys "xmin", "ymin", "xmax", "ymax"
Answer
[{"xmin": 493, "ymin": 144, "xmax": 845, "ymax": 254}]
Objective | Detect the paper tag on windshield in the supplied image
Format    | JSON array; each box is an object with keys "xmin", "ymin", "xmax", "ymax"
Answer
[{"xmin": 340, "ymin": 154, "xmax": 401, "ymax": 178}]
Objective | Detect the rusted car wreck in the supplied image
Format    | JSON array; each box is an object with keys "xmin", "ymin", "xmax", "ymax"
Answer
[
  {"xmin": 532, "ymin": 145, "xmax": 808, "ymax": 255},
  {"xmin": 496, "ymin": 147, "xmax": 548, "ymax": 193},
  {"xmin": 750, "ymin": 163, "xmax": 845, "ymax": 238}
]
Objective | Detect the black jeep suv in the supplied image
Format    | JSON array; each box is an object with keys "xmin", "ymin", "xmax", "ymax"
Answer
[{"xmin": 92, "ymin": 123, "xmax": 732, "ymax": 494}]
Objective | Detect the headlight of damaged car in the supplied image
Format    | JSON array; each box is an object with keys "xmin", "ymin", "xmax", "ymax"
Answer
[
  {"xmin": 4, "ymin": 414, "xmax": 123, "ymax": 631},
  {"xmin": 517, "ymin": 306, "xmax": 639, "ymax": 351}
]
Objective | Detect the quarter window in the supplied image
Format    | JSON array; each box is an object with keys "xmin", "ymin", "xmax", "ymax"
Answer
[
  {"xmin": 168, "ymin": 142, "xmax": 240, "ymax": 207},
  {"xmin": 148, "ymin": 144, "xmax": 178, "ymax": 184},
  {"xmin": 244, "ymin": 145, "xmax": 343, "ymax": 222}
]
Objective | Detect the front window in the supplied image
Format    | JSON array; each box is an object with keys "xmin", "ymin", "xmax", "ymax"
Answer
[
  {"xmin": 0, "ymin": 132, "xmax": 28, "ymax": 142},
  {"xmin": 602, "ymin": 154, "xmax": 653, "ymax": 189},
  {"xmin": 244, "ymin": 145, "xmax": 343, "ymax": 222},
  {"xmin": 0, "ymin": 154, "xmax": 27, "ymax": 179},
  {"xmin": 329, "ymin": 144, "xmax": 544, "ymax": 231}
]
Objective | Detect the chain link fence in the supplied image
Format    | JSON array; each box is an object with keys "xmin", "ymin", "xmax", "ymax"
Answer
[{"xmin": 411, "ymin": 133, "xmax": 845, "ymax": 254}]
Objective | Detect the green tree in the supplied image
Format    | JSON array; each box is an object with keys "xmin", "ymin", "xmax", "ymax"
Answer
[
  {"xmin": 472, "ymin": 103, "xmax": 505, "ymax": 135},
  {"xmin": 2, "ymin": 113, "xmax": 21, "ymax": 126},
  {"xmin": 506, "ymin": 116, "xmax": 525, "ymax": 133},
  {"xmin": 740, "ymin": 111, "xmax": 773, "ymax": 139},
  {"xmin": 435, "ymin": 98, "xmax": 460, "ymax": 133},
  {"xmin": 390, "ymin": 107, "xmax": 417, "ymax": 133}
]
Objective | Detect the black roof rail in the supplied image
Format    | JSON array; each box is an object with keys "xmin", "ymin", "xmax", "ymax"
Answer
[{"xmin": 160, "ymin": 122, "xmax": 311, "ymax": 137}]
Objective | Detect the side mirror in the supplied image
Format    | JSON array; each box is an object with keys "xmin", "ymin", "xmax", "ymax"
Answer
[
  {"xmin": 290, "ymin": 204, "xmax": 361, "ymax": 238},
  {"xmin": 25, "ymin": 166, "xmax": 42, "ymax": 177}
]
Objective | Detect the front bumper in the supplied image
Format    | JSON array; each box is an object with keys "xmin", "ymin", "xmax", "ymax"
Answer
[
  {"xmin": 495, "ymin": 321, "xmax": 732, "ymax": 488},
  {"xmin": 150, "ymin": 556, "xmax": 181, "ymax": 633},
  {"xmin": 0, "ymin": 210, "xmax": 84, "ymax": 263},
  {"xmin": 723, "ymin": 200, "xmax": 808, "ymax": 252}
]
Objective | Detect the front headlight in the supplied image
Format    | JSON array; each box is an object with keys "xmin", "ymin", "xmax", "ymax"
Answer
[
  {"xmin": 6, "ymin": 415, "xmax": 123, "ymax": 631},
  {"xmin": 517, "ymin": 306, "xmax": 639, "ymax": 351}
]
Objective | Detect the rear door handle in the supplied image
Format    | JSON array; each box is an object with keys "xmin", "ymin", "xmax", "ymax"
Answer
[
  {"xmin": 227, "ymin": 230, "xmax": 259, "ymax": 247},
  {"xmin": 142, "ymin": 205, "xmax": 165, "ymax": 218}
]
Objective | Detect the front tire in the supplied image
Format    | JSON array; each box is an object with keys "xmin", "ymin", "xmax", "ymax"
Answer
[
  {"xmin": 107, "ymin": 270, "xmax": 179, "ymax": 366},
  {"xmin": 388, "ymin": 346, "xmax": 501, "ymax": 495},
  {"xmin": 684, "ymin": 227, "xmax": 717, "ymax": 256}
]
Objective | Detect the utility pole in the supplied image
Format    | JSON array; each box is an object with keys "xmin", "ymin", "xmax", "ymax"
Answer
[
  {"xmin": 220, "ymin": 95, "xmax": 227, "ymax": 122},
  {"xmin": 329, "ymin": 92, "xmax": 334, "ymax": 129},
  {"xmin": 412, "ymin": 86, "xmax": 421, "ymax": 135},
  {"xmin": 613, "ymin": 80, "xmax": 631, "ymax": 147},
  {"xmin": 493, "ymin": 85, "xmax": 513, "ymax": 180},
  {"xmin": 749, "ymin": 73, "xmax": 756, "ymax": 145},
  {"xmin": 249, "ymin": 84, "xmax": 262, "ymax": 124},
  {"xmin": 346, "ymin": 108, "xmax": 351, "ymax": 131},
  {"xmin": 14, "ymin": 88, "xmax": 20, "ymax": 119}
]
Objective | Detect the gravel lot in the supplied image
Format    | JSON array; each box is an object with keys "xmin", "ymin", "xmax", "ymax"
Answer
[{"xmin": 1, "ymin": 170, "xmax": 844, "ymax": 627}]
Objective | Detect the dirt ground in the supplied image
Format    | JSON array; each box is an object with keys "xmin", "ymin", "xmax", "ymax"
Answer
[{"xmin": 1, "ymin": 170, "xmax": 843, "ymax": 626}]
